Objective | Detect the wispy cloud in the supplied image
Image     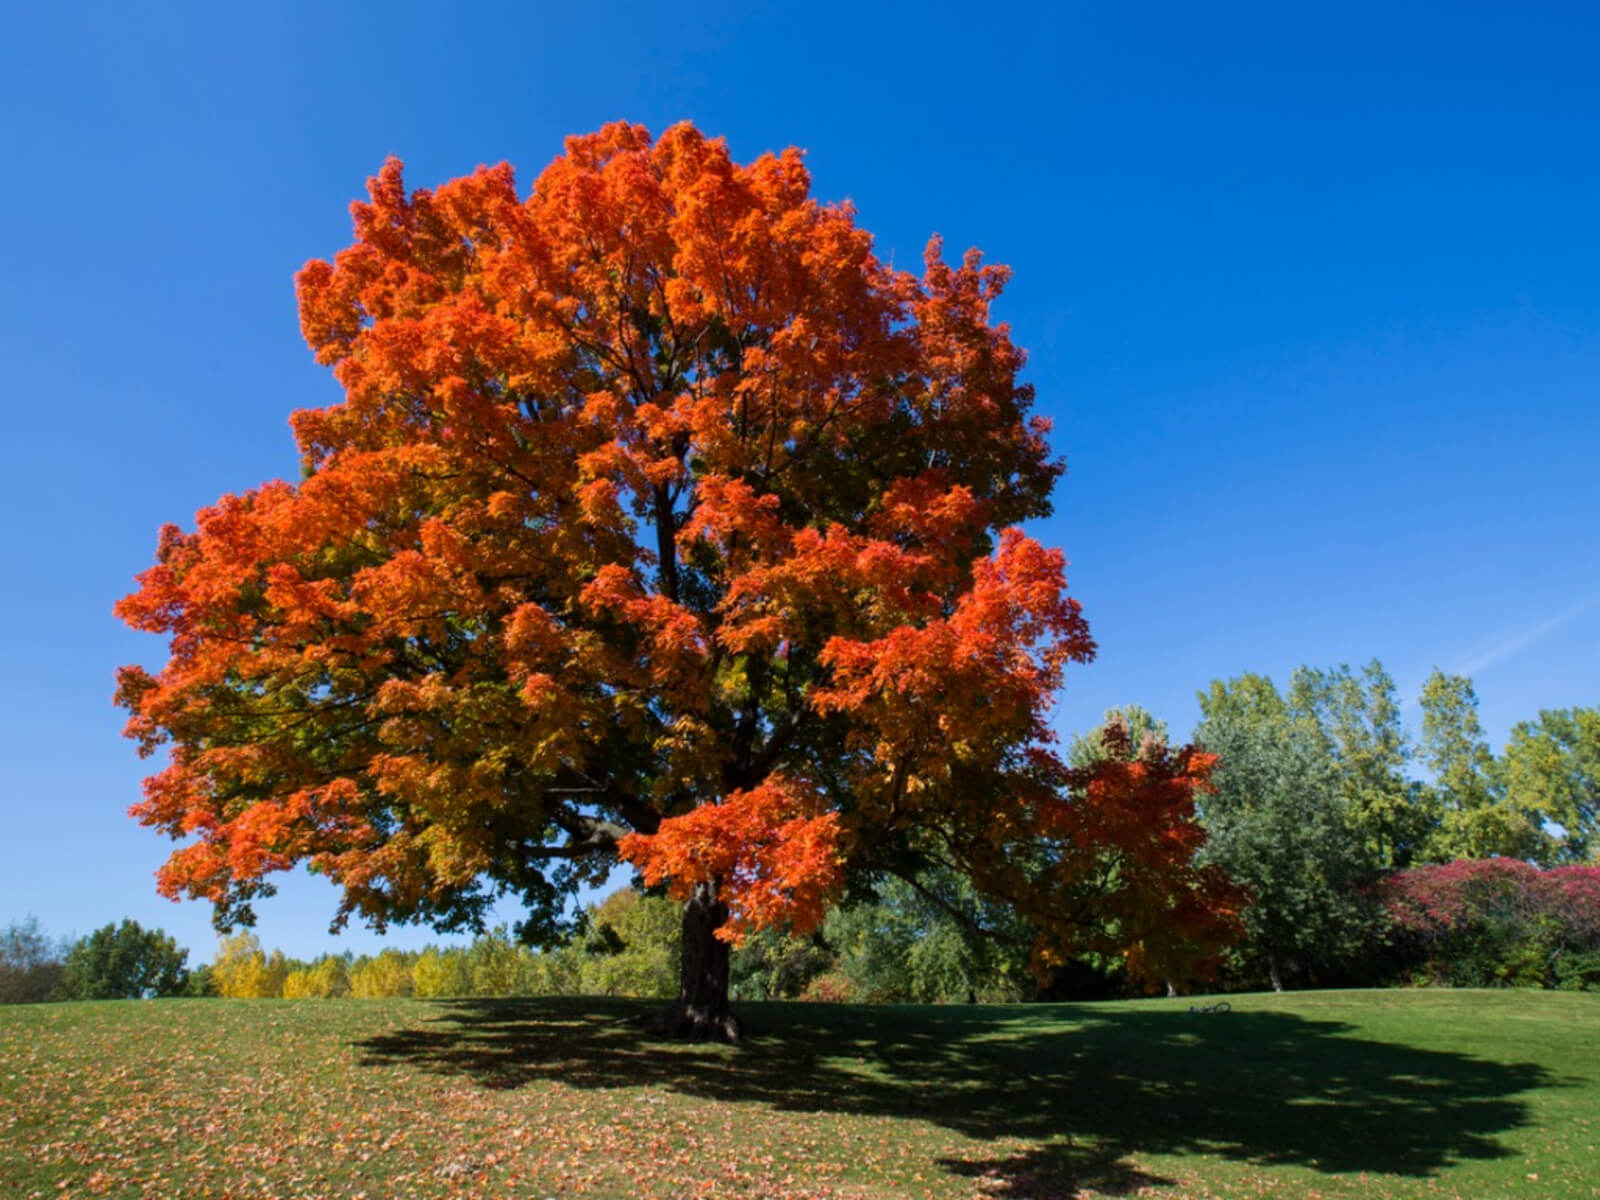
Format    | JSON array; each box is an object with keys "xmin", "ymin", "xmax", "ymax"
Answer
[
  {"xmin": 1453, "ymin": 589, "xmax": 1600, "ymax": 677},
  {"xmin": 1401, "ymin": 588, "xmax": 1600, "ymax": 708}
]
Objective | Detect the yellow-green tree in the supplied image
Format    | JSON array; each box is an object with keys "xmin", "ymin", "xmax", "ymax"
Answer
[
  {"xmin": 580, "ymin": 889, "xmax": 679, "ymax": 998},
  {"xmin": 349, "ymin": 949, "xmax": 416, "ymax": 997},
  {"xmin": 212, "ymin": 933, "xmax": 288, "ymax": 998},
  {"xmin": 466, "ymin": 928, "xmax": 537, "ymax": 996},
  {"xmin": 283, "ymin": 956, "xmax": 350, "ymax": 998},
  {"xmin": 1419, "ymin": 670, "xmax": 1549, "ymax": 863},
  {"xmin": 1502, "ymin": 707, "xmax": 1600, "ymax": 863},
  {"xmin": 1287, "ymin": 660, "xmax": 1431, "ymax": 868},
  {"xmin": 413, "ymin": 947, "xmax": 473, "ymax": 998}
]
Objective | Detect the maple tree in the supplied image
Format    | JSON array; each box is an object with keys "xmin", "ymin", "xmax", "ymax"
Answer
[{"xmin": 117, "ymin": 121, "xmax": 1236, "ymax": 1037}]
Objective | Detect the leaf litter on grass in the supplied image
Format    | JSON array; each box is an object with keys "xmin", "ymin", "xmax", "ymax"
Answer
[{"xmin": 2, "ymin": 991, "xmax": 1596, "ymax": 1199}]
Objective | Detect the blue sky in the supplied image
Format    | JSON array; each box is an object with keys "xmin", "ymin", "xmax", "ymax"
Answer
[{"xmin": 2, "ymin": 2, "xmax": 1596, "ymax": 961}]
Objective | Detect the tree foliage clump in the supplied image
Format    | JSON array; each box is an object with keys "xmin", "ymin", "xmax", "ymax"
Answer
[
  {"xmin": 1418, "ymin": 672, "xmax": 1550, "ymax": 863},
  {"xmin": 578, "ymin": 888, "xmax": 680, "ymax": 998},
  {"xmin": 728, "ymin": 925, "xmax": 836, "ymax": 1001},
  {"xmin": 1287, "ymin": 662, "xmax": 1426, "ymax": 868},
  {"xmin": 823, "ymin": 872, "xmax": 1034, "ymax": 1003},
  {"xmin": 1067, "ymin": 705, "xmax": 1168, "ymax": 771},
  {"xmin": 412, "ymin": 945, "xmax": 475, "ymax": 998},
  {"xmin": 1185, "ymin": 659, "xmax": 1600, "ymax": 990},
  {"xmin": 349, "ymin": 949, "xmax": 417, "ymax": 998}
]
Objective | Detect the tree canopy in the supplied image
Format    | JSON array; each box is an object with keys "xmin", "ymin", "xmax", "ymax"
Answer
[{"xmin": 116, "ymin": 122, "xmax": 1235, "ymax": 1035}]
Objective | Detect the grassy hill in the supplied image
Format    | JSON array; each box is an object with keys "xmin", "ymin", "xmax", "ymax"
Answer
[{"xmin": 3, "ymin": 989, "xmax": 1596, "ymax": 1198}]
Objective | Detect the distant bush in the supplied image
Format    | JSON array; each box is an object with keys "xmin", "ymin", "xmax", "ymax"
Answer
[
  {"xmin": 1376, "ymin": 860, "xmax": 1600, "ymax": 988},
  {"xmin": 183, "ymin": 963, "xmax": 219, "ymax": 997},
  {"xmin": 0, "ymin": 917, "xmax": 66, "ymax": 1004},
  {"xmin": 823, "ymin": 874, "xmax": 1035, "ymax": 1003},
  {"xmin": 1554, "ymin": 950, "xmax": 1600, "ymax": 992},
  {"xmin": 798, "ymin": 972, "xmax": 852, "ymax": 1003},
  {"xmin": 731, "ymin": 927, "xmax": 835, "ymax": 1001}
]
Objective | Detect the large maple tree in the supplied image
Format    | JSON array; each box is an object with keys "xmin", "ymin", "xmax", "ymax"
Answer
[{"xmin": 117, "ymin": 122, "xmax": 1236, "ymax": 1036}]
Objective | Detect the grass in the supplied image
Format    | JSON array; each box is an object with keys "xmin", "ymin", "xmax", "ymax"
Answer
[{"xmin": 2, "ymin": 989, "xmax": 1597, "ymax": 1199}]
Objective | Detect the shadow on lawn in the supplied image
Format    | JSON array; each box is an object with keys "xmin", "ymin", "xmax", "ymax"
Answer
[{"xmin": 355, "ymin": 997, "xmax": 1552, "ymax": 1196}]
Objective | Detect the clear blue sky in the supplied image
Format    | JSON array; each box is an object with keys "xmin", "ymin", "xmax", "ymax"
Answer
[{"xmin": 3, "ymin": 2, "xmax": 1596, "ymax": 961}]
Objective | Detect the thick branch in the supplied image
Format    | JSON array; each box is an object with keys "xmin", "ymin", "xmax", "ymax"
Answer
[
  {"xmin": 740, "ymin": 713, "xmax": 805, "ymax": 788},
  {"xmin": 544, "ymin": 803, "xmax": 633, "ymax": 856},
  {"xmin": 547, "ymin": 766, "xmax": 660, "ymax": 836}
]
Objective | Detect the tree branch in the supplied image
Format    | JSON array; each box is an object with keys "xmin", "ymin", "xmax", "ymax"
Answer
[{"xmin": 545, "ymin": 802, "xmax": 633, "ymax": 855}]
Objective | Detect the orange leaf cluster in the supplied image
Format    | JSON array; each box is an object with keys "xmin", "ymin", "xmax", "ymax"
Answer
[
  {"xmin": 619, "ymin": 776, "xmax": 842, "ymax": 944},
  {"xmin": 974, "ymin": 723, "xmax": 1246, "ymax": 987}
]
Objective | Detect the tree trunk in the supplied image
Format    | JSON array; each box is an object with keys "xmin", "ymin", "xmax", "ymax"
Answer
[
  {"xmin": 651, "ymin": 881, "xmax": 740, "ymax": 1041},
  {"xmin": 1267, "ymin": 952, "xmax": 1285, "ymax": 993}
]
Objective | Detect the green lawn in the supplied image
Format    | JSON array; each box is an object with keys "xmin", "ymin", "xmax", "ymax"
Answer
[{"xmin": 2, "ymin": 989, "xmax": 1596, "ymax": 1199}]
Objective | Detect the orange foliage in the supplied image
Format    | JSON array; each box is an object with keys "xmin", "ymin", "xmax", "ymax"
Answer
[
  {"xmin": 116, "ymin": 122, "xmax": 1233, "ymax": 979},
  {"xmin": 619, "ymin": 776, "xmax": 841, "ymax": 944},
  {"xmin": 1017, "ymin": 723, "xmax": 1245, "ymax": 986}
]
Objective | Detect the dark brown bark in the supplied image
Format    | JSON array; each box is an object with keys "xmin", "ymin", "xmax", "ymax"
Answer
[{"xmin": 650, "ymin": 880, "xmax": 740, "ymax": 1041}]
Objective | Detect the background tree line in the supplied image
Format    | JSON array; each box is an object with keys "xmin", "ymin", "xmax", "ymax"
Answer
[
  {"xmin": 0, "ymin": 917, "xmax": 190, "ymax": 1003},
  {"xmin": 8, "ymin": 659, "xmax": 1595, "ymax": 1004},
  {"xmin": 1190, "ymin": 660, "xmax": 1597, "ymax": 991}
]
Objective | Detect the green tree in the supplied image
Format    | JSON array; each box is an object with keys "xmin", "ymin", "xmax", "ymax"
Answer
[
  {"xmin": 466, "ymin": 926, "xmax": 539, "ymax": 997},
  {"xmin": 1195, "ymin": 674, "xmax": 1377, "ymax": 991},
  {"xmin": 579, "ymin": 888, "xmax": 680, "ymax": 998},
  {"xmin": 1067, "ymin": 705, "xmax": 1169, "ymax": 769},
  {"xmin": 59, "ymin": 920, "xmax": 189, "ymax": 999},
  {"xmin": 1418, "ymin": 670, "xmax": 1549, "ymax": 862},
  {"xmin": 1502, "ymin": 706, "xmax": 1600, "ymax": 863},
  {"xmin": 729, "ymin": 926, "xmax": 835, "ymax": 1001},
  {"xmin": 1287, "ymin": 660, "xmax": 1432, "ymax": 867},
  {"xmin": 824, "ymin": 871, "xmax": 1035, "ymax": 1003},
  {"xmin": 528, "ymin": 944, "xmax": 584, "ymax": 997},
  {"xmin": 183, "ymin": 963, "xmax": 219, "ymax": 997}
]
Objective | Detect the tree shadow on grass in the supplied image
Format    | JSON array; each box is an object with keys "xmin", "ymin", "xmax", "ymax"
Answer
[{"xmin": 355, "ymin": 997, "xmax": 1555, "ymax": 1196}]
